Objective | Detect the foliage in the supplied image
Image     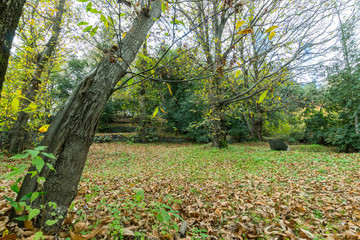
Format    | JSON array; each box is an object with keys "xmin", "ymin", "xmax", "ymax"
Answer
[{"xmin": 3, "ymin": 146, "xmax": 60, "ymax": 237}]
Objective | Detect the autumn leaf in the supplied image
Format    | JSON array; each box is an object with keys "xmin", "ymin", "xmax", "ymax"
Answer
[
  {"xmin": 257, "ymin": 90, "xmax": 268, "ymax": 104},
  {"xmin": 152, "ymin": 107, "xmax": 159, "ymax": 118},
  {"xmin": 238, "ymin": 28, "xmax": 254, "ymax": 34},
  {"xmin": 236, "ymin": 20, "xmax": 245, "ymax": 29},
  {"xmin": 166, "ymin": 83, "xmax": 172, "ymax": 95},
  {"xmin": 38, "ymin": 124, "xmax": 50, "ymax": 133},
  {"xmin": 269, "ymin": 31, "xmax": 276, "ymax": 40},
  {"xmin": 265, "ymin": 25, "xmax": 278, "ymax": 33},
  {"xmin": 11, "ymin": 98, "xmax": 19, "ymax": 111}
]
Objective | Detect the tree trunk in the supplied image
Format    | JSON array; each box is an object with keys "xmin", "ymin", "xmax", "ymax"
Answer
[
  {"xmin": 0, "ymin": 0, "xmax": 26, "ymax": 98},
  {"xmin": 138, "ymin": 81, "xmax": 149, "ymax": 143},
  {"xmin": 9, "ymin": 0, "xmax": 66, "ymax": 153},
  {"xmin": 14, "ymin": 2, "xmax": 161, "ymax": 234},
  {"xmin": 210, "ymin": 102, "xmax": 227, "ymax": 148},
  {"xmin": 355, "ymin": 111, "xmax": 359, "ymax": 135}
]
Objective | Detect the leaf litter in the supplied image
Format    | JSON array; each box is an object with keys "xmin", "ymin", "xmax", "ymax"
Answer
[{"xmin": 0, "ymin": 142, "xmax": 359, "ymax": 239}]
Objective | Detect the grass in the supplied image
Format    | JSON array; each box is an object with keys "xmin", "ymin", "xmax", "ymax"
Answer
[{"xmin": 1, "ymin": 142, "xmax": 360, "ymax": 239}]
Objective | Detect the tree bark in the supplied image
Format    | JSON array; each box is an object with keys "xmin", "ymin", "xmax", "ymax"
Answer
[
  {"xmin": 8, "ymin": 0, "xmax": 66, "ymax": 153},
  {"xmin": 0, "ymin": 0, "xmax": 26, "ymax": 98},
  {"xmin": 14, "ymin": 2, "xmax": 162, "ymax": 233}
]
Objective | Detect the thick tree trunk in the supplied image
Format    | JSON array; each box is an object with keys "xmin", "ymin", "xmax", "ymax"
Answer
[
  {"xmin": 0, "ymin": 0, "xmax": 26, "ymax": 98},
  {"xmin": 9, "ymin": 0, "xmax": 66, "ymax": 153},
  {"xmin": 14, "ymin": 2, "xmax": 161, "ymax": 233}
]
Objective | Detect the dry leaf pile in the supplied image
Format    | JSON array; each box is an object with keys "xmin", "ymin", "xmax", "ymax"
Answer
[{"xmin": 0, "ymin": 142, "xmax": 359, "ymax": 239}]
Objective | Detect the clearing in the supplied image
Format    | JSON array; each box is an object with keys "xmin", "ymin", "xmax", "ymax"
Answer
[{"xmin": 1, "ymin": 142, "xmax": 359, "ymax": 239}]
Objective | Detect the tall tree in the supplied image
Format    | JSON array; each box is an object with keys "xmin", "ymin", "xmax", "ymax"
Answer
[
  {"xmin": 8, "ymin": 0, "xmax": 67, "ymax": 153},
  {"xmin": 13, "ymin": 1, "xmax": 162, "ymax": 233},
  {"xmin": 179, "ymin": 0, "xmax": 339, "ymax": 148},
  {"xmin": 0, "ymin": 0, "xmax": 26, "ymax": 98}
]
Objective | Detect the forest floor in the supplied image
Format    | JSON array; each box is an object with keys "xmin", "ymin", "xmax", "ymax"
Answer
[{"xmin": 1, "ymin": 142, "xmax": 360, "ymax": 239}]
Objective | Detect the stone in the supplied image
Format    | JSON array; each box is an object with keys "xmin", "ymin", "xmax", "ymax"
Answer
[{"xmin": 267, "ymin": 139, "xmax": 289, "ymax": 151}]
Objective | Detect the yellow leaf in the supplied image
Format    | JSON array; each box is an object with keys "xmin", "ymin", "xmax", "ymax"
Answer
[
  {"xmin": 236, "ymin": 20, "xmax": 245, "ymax": 29},
  {"xmin": 237, "ymin": 62, "xmax": 241, "ymax": 68},
  {"xmin": 269, "ymin": 31, "xmax": 276, "ymax": 40},
  {"xmin": 160, "ymin": 107, "xmax": 167, "ymax": 114},
  {"xmin": 152, "ymin": 107, "xmax": 159, "ymax": 118},
  {"xmin": 214, "ymin": 38, "xmax": 219, "ymax": 43},
  {"xmin": 122, "ymin": 32, "xmax": 126, "ymax": 38},
  {"xmin": 265, "ymin": 25, "xmax": 278, "ymax": 33},
  {"xmin": 257, "ymin": 90, "xmax": 268, "ymax": 104},
  {"xmin": 39, "ymin": 125, "xmax": 50, "ymax": 133},
  {"xmin": 29, "ymin": 102, "xmax": 37, "ymax": 111},
  {"xmin": 166, "ymin": 83, "xmax": 172, "ymax": 95},
  {"xmin": 238, "ymin": 28, "xmax": 254, "ymax": 34},
  {"xmin": 235, "ymin": 70, "xmax": 241, "ymax": 78},
  {"xmin": 277, "ymin": 96, "xmax": 281, "ymax": 100},
  {"xmin": 11, "ymin": 98, "xmax": 19, "ymax": 111}
]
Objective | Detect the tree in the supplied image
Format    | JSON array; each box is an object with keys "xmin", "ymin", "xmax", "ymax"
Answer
[
  {"xmin": 13, "ymin": 2, "xmax": 162, "ymax": 233},
  {"xmin": 0, "ymin": 0, "xmax": 27, "ymax": 99},
  {"xmin": 179, "ymin": 0, "xmax": 340, "ymax": 148},
  {"xmin": 8, "ymin": 0, "xmax": 67, "ymax": 153}
]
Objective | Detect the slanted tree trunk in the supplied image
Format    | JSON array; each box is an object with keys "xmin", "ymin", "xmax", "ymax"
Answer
[
  {"xmin": 14, "ymin": 2, "xmax": 161, "ymax": 233},
  {"xmin": 8, "ymin": 0, "xmax": 66, "ymax": 153},
  {"xmin": 0, "ymin": 0, "xmax": 26, "ymax": 98}
]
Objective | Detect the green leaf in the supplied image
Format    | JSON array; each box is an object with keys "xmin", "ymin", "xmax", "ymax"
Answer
[
  {"xmin": 46, "ymin": 163, "xmax": 56, "ymax": 172},
  {"xmin": 26, "ymin": 150, "xmax": 40, "ymax": 159},
  {"xmin": 77, "ymin": 0, "xmax": 88, "ymax": 2},
  {"xmin": 89, "ymin": 8, "xmax": 101, "ymax": 14},
  {"xmin": 45, "ymin": 220, "xmax": 58, "ymax": 226},
  {"xmin": 20, "ymin": 193, "xmax": 33, "ymax": 201},
  {"xmin": 37, "ymin": 177, "xmax": 46, "ymax": 185},
  {"xmin": 10, "ymin": 183, "xmax": 19, "ymax": 194},
  {"xmin": 170, "ymin": 19, "xmax": 185, "ymax": 27},
  {"xmin": 77, "ymin": 21, "xmax": 89, "ymax": 26},
  {"xmin": 33, "ymin": 231, "xmax": 43, "ymax": 240},
  {"xmin": 29, "ymin": 171, "xmax": 38, "ymax": 178},
  {"xmin": 31, "ymin": 192, "xmax": 40, "ymax": 203},
  {"xmin": 48, "ymin": 201, "xmax": 57, "ymax": 209},
  {"xmin": 83, "ymin": 26, "xmax": 92, "ymax": 32},
  {"xmin": 15, "ymin": 215, "xmax": 28, "ymax": 221},
  {"xmin": 86, "ymin": 2, "xmax": 92, "ymax": 11},
  {"xmin": 152, "ymin": 107, "xmax": 159, "ymax": 118},
  {"xmin": 28, "ymin": 208, "xmax": 40, "ymax": 221},
  {"xmin": 34, "ymin": 146, "xmax": 47, "ymax": 151},
  {"xmin": 90, "ymin": 26, "xmax": 99, "ymax": 36},
  {"xmin": 32, "ymin": 156, "xmax": 45, "ymax": 173},
  {"xmin": 100, "ymin": 14, "xmax": 108, "ymax": 28},
  {"xmin": 257, "ymin": 90, "xmax": 269, "ymax": 104},
  {"xmin": 3, "ymin": 196, "xmax": 15, "ymax": 203},
  {"xmin": 42, "ymin": 152, "xmax": 56, "ymax": 159},
  {"xmin": 10, "ymin": 153, "xmax": 30, "ymax": 160},
  {"xmin": 6, "ymin": 165, "xmax": 27, "ymax": 179},
  {"xmin": 161, "ymin": 1, "xmax": 166, "ymax": 14}
]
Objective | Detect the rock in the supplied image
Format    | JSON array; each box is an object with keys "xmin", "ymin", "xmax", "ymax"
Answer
[{"xmin": 267, "ymin": 139, "xmax": 289, "ymax": 151}]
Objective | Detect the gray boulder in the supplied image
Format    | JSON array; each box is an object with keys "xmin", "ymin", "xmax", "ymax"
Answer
[{"xmin": 267, "ymin": 139, "xmax": 289, "ymax": 151}]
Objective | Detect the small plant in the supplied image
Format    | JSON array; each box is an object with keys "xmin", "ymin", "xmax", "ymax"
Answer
[
  {"xmin": 4, "ymin": 146, "xmax": 61, "ymax": 237},
  {"xmin": 191, "ymin": 227, "xmax": 209, "ymax": 240},
  {"xmin": 151, "ymin": 203, "xmax": 183, "ymax": 235}
]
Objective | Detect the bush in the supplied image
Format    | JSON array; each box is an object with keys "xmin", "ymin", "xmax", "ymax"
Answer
[{"xmin": 304, "ymin": 111, "xmax": 329, "ymax": 144}]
